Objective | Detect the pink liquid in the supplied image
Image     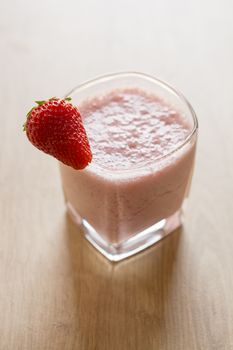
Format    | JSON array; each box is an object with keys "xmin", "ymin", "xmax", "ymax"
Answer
[
  {"xmin": 60, "ymin": 89, "xmax": 196, "ymax": 244},
  {"xmin": 80, "ymin": 89, "xmax": 191, "ymax": 170}
]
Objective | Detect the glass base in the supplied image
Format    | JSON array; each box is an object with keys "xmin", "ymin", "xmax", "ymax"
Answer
[{"xmin": 67, "ymin": 202, "xmax": 182, "ymax": 262}]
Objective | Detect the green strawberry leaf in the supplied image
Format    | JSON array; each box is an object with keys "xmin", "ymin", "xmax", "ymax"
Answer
[{"xmin": 35, "ymin": 100, "xmax": 46, "ymax": 106}]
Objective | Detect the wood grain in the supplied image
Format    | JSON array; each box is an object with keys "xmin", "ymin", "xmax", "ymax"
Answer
[{"xmin": 0, "ymin": 0, "xmax": 233, "ymax": 349}]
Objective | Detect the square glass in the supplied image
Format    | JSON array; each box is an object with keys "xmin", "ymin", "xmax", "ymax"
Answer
[{"xmin": 60, "ymin": 72, "xmax": 198, "ymax": 261}]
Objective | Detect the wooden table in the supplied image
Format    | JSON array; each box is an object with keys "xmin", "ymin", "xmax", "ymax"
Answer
[{"xmin": 1, "ymin": 0, "xmax": 233, "ymax": 349}]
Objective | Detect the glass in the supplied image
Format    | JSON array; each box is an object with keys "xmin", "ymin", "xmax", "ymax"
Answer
[{"xmin": 59, "ymin": 72, "xmax": 198, "ymax": 262}]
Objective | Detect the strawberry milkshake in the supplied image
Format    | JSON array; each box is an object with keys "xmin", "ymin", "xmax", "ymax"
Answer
[
  {"xmin": 59, "ymin": 73, "xmax": 198, "ymax": 261},
  {"xmin": 24, "ymin": 72, "xmax": 197, "ymax": 261}
]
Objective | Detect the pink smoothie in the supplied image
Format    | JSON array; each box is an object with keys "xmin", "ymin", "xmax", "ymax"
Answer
[{"xmin": 60, "ymin": 89, "xmax": 196, "ymax": 243}]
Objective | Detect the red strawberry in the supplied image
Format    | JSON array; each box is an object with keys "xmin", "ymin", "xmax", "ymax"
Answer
[{"xmin": 24, "ymin": 97, "xmax": 92, "ymax": 170}]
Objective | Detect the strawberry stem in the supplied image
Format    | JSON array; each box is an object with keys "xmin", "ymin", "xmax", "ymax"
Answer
[
  {"xmin": 35, "ymin": 100, "xmax": 46, "ymax": 106},
  {"xmin": 65, "ymin": 97, "xmax": 72, "ymax": 101}
]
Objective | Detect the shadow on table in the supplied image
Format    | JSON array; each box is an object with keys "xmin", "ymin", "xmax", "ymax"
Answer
[{"xmin": 64, "ymin": 213, "xmax": 182, "ymax": 349}]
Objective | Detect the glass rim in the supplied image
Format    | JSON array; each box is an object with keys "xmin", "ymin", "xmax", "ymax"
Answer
[{"xmin": 65, "ymin": 71, "xmax": 198, "ymax": 174}]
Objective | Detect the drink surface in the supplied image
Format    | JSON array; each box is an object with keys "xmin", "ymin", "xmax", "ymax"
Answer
[{"xmin": 79, "ymin": 88, "xmax": 191, "ymax": 170}]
